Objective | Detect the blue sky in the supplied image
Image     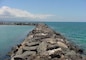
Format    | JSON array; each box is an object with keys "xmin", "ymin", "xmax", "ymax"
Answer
[{"xmin": 0, "ymin": 0, "xmax": 86, "ymax": 22}]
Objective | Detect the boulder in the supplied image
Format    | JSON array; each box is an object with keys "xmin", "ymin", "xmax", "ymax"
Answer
[
  {"xmin": 15, "ymin": 48, "xmax": 23, "ymax": 55},
  {"xmin": 44, "ymin": 38, "xmax": 56, "ymax": 44},
  {"xmin": 22, "ymin": 51, "xmax": 36, "ymax": 56},
  {"xmin": 47, "ymin": 44, "xmax": 59, "ymax": 51},
  {"xmin": 57, "ymin": 42, "xmax": 68, "ymax": 48},
  {"xmin": 65, "ymin": 50, "xmax": 76, "ymax": 56},
  {"xmin": 47, "ymin": 48, "xmax": 62, "ymax": 55},
  {"xmin": 11, "ymin": 55, "xmax": 24, "ymax": 60},
  {"xmin": 37, "ymin": 42, "xmax": 47, "ymax": 54},
  {"xmin": 25, "ymin": 42, "xmax": 39, "ymax": 47},
  {"xmin": 22, "ymin": 46, "xmax": 38, "ymax": 51}
]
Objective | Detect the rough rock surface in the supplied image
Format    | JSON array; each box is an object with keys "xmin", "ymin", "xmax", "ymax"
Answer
[{"xmin": 9, "ymin": 23, "xmax": 86, "ymax": 60}]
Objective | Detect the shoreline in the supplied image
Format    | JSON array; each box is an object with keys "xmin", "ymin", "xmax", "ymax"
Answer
[{"xmin": 9, "ymin": 23, "xmax": 86, "ymax": 60}]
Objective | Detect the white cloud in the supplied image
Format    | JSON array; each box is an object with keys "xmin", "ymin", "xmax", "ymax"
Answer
[{"xmin": 0, "ymin": 6, "xmax": 54, "ymax": 19}]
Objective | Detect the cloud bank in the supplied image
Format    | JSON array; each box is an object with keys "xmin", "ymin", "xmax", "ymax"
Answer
[{"xmin": 0, "ymin": 6, "xmax": 54, "ymax": 20}]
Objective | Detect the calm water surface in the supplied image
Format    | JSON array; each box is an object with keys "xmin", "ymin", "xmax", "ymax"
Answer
[
  {"xmin": 0, "ymin": 22, "xmax": 86, "ymax": 60},
  {"xmin": 46, "ymin": 22, "xmax": 86, "ymax": 49},
  {"xmin": 0, "ymin": 25, "xmax": 34, "ymax": 60}
]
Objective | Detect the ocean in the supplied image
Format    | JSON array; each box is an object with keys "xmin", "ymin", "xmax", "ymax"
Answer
[
  {"xmin": 46, "ymin": 22, "xmax": 86, "ymax": 49},
  {"xmin": 0, "ymin": 25, "xmax": 35, "ymax": 60},
  {"xmin": 0, "ymin": 22, "xmax": 86, "ymax": 60}
]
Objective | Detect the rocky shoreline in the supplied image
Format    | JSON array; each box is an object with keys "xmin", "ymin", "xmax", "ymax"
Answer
[{"xmin": 9, "ymin": 23, "xmax": 86, "ymax": 60}]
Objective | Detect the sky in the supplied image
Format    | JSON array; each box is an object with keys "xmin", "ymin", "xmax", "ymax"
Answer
[{"xmin": 0, "ymin": 0, "xmax": 86, "ymax": 22}]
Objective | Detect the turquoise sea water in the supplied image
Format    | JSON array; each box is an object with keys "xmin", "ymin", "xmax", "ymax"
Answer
[
  {"xmin": 0, "ymin": 22, "xmax": 86, "ymax": 60},
  {"xmin": 0, "ymin": 25, "xmax": 34, "ymax": 60},
  {"xmin": 45, "ymin": 22, "xmax": 86, "ymax": 50}
]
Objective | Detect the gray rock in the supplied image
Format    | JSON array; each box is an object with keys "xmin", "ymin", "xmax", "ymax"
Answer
[
  {"xmin": 66, "ymin": 50, "xmax": 76, "ymax": 56},
  {"xmin": 47, "ymin": 48, "xmax": 62, "ymax": 55},
  {"xmin": 57, "ymin": 42, "xmax": 68, "ymax": 48},
  {"xmin": 43, "ymin": 38, "xmax": 57, "ymax": 44},
  {"xmin": 11, "ymin": 55, "xmax": 24, "ymax": 60},
  {"xmin": 37, "ymin": 42, "xmax": 47, "ymax": 54},
  {"xmin": 47, "ymin": 44, "xmax": 59, "ymax": 50},
  {"xmin": 15, "ymin": 48, "xmax": 23, "ymax": 55},
  {"xmin": 23, "ymin": 46, "xmax": 38, "ymax": 51},
  {"xmin": 25, "ymin": 42, "xmax": 39, "ymax": 46},
  {"xmin": 22, "ymin": 51, "xmax": 36, "ymax": 56}
]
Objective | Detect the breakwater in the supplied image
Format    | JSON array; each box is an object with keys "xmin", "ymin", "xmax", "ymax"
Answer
[{"xmin": 9, "ymin": 23, "xmax": 86, "ymax": 60}]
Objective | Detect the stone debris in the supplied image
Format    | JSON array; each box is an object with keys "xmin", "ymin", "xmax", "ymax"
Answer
[{"xmin": 9, "ymin": 23, "xmax": 86, "ymax": 60}]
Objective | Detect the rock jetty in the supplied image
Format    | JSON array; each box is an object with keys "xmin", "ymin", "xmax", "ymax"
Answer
[{"xmin": 9, "ymin": 23, "xmax": 86, "ymax": 60}]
